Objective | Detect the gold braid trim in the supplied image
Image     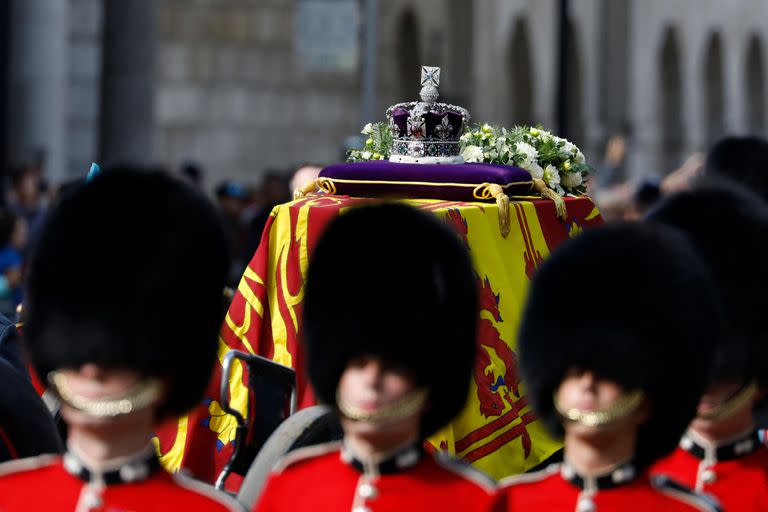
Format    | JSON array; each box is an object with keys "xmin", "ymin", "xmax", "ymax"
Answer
[
  {"xmin": 316, "ymin": 177, "xmax": 337, "ymax": 195},
  {"xmin": 293, "ymin": 176, "xmax": 567, "ymax": 233},
  {"xmin": 533, "ymin": 179, "xmax": 567, "ymax": 220},
  {"xmin": 336, "ymin": 388, "xmax": 428, "ymax": 425},
  {"xmin": 309, "ymin": 177, "xmax": 532, "ymax": 189},
  {"xmin": 697, "ymin": 380, "xmax": 758, "ymax": 421},
  {"xmin": 474, "ymin": 183, "xmax": 511, "ymax": 238},
  {"xmin": 554, "ymin": 389, "xmax": 646, "ymax": 428}
]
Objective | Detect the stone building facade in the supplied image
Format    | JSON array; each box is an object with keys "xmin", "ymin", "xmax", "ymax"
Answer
[{"xmin": 2, "ymin": 0, "xmax": 767, "ymax": 185}]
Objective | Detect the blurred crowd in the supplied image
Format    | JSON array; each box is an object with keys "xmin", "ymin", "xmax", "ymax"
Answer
[
  {"xmin": 212, "ymin": 164, "xmax": 322, "ymax": 285},
  {"xmin": 0, "ymin": 159, "xmax": 324, "ymax": 315},
  {"xmin": 588, "ymin": 130, "xmax": 768, "ymax": 220}
]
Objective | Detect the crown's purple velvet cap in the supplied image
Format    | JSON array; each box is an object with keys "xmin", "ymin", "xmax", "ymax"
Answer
[{"xmin": 391, "ymin": 108, "xmax": 465, "ymax": 139}]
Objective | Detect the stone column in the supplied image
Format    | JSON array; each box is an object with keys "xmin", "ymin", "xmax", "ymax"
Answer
[
  {"xmin": 0, "ymin": 1, "xmax": 10, "ymax": 172},
  {"xmin": 8, "ymin": 0, "xmax": 69, "ymax": 181},
  {"xmin": 99, "ymin": 0, "xmax": 157, "ymax": 165},
  {"xmin": 683, "ymin": 31, "xmax": 706, "ymax": 158},
  {"xmin": 471, "ymin": 0, "xmax": 498, "ymax": 123},
  {"xmin": 445, "ymin": 0, "xmax": 473, "ymax": 109},
  {"xmin": 626, "ymin": 8, "xmax": 659, "ymax": 180},
  {"xmin": 724, "ymin": 33, "xmax": 746, "ymax": 135}
]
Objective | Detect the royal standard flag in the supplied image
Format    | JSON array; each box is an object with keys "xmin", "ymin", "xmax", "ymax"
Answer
[{"xmin": 154, "ymin": 194, "xmax": 602, "ymax": 487}]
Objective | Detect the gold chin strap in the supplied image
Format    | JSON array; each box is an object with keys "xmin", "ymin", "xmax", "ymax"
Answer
[
  {"xmin": 555, "ymin": 389, "xmax": 646, "ymax": 428},
  {"xmin": 336, "ymin": 388, "xmax": 428, "ymax": 425},
  {"xmin": 697, "ymin": 380, "xmax": 758, "ymax": 421},
  {"xmin": 48, "ymin": 371, "xmax": 163, "ymax": 418}
]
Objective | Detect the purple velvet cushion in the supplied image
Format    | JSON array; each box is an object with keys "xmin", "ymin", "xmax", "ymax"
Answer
[{"xmin": 318, "ymin": 161, "xmax": 534, "ymax": 201}]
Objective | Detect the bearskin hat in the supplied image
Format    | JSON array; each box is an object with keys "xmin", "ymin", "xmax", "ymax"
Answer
[
  {"xmin": 705, "ymin": 136, "xmax": 768, "ymax": 202},
  {"xmin": 647, "ymin": 182, "xmax": 768, "ymax": 387},
  {"xmin": 518, "ymin": 223, "xmax": 721, "ymax": 470},
  {"xmin": 303, "ymin": 203, "xmax": 477, "ymax": 438},
  {"xmin": 24, "ymin": 168, "xmax": 230, "ymax": 417}
]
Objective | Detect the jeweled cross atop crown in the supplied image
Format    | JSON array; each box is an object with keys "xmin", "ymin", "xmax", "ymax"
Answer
[
  {"xmin": 421, "ymin": 66, "xmax": 440, "ymax": 88},
  {"xmin": 419, "ymin": 66, "xmax": 441, "ymax": 104}
]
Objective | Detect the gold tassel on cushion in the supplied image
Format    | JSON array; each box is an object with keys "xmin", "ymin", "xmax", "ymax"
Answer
[
  {"xmin": 293, "ymin": 179, "xmax": 319, "ymax": 200},
  {"xmin": 293, "ymin": 178, "xmax": 337, "ymax": 200},
  {"xmin": 532, "ymin": 179, "xmax": 567, "ymax": 221},
  {"xmin": 473, "ymin": 183, "xmax": 511, "ymax": 238}
]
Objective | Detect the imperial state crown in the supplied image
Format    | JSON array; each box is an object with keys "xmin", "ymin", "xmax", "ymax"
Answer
[{"xmin": 386, "ymin": 66, "xmax": 470, "ymax": 164}]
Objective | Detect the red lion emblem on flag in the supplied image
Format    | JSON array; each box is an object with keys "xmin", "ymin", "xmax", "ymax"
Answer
[
  {"xmin": 476, "ymin": 280, "xmax": 521, "ymax": 417},
  {"xmin": 444, "ymin": 208, "xmax": 532, "ymax": 458}
]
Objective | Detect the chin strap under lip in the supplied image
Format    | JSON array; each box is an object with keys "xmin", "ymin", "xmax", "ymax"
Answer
[
  {"xmin": 696, "ymin": 380, "xmax": 758, "ymax": 422},
  {"xmin": 48, "ymin": 371, "xmax": 163, "ymax": 418},
  {"xmin": 336, "ymin": 388, "xmax": 428, "ymax": 426},
  {"xmin": 554, "ymin": 389, "xmax": 646, "ymax": 428}
]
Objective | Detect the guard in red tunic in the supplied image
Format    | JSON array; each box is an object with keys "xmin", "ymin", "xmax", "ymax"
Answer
[
  {"xmin": 254, "ymin": 203, "xmax": 505, "ymax": 512},
  {"xmin": 501, "ymin": 223, "xmax": 723, "ymax": 512},
  {"xmin": 648, "ymin": 184, "xmax": 768, "ymax": 511},
  {"xmin": 0, "ymin": 169, "xmax": 241, "ymax": 511}
]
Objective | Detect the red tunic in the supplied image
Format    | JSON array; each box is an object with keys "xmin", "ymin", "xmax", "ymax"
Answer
[
  {"xmin": 254, "ymin": 442, "xmax": 505, "ymax": 512},
  {"xmin": 0, "ymin": 453, "xmax": 242, "ymax": 511},
  {"xmin": 502, "ymin": 462, "xmax": 720, "ymax": 511},
  {"xmin": 652, "ymin": 429, "xmax": 768, "ymax": 512}
]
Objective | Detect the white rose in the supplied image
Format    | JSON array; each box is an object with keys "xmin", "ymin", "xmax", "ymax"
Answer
[
  {"xmin": 560, "ymin": 140, "xmax": 577, "ymax": 157},
  {"xmin": 461, "ymin": 145, "xmax": 485, "ymax": 163},
  {"xmin": 575, "ymin": 150, "xmax": 586, "ymax": 165},
  {"xmin": 519, "ymin": 154, "xmax": 535, "ymax": 170},
  {"xmin": 561, "ymin": 171, "xmax": 583, "ymax": 189},
  {"xmin": 515, "ymin": 141, "xmax": 539, "ymax": 160},
  {"xmin": 543, "ymin": 164, "xmax": 561, "ymax": 189},
  {"xmin": 361, "ymin": 123, "xmax": 374, "ymax": 136},
  {"xmin": 361, "ymin": 151, "xmax": 373, "ymax": 160},
  {"xmin": 527, "ymin": 162, "xmax": 545, "ymax": 180},
  {"xmin": 460, "ymin": 132, "xmax": 473, "ymax": 144}
]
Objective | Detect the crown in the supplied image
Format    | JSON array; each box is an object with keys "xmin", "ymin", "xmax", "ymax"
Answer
[{"xmin": 386, "ymin": 66, "xmax": 470, "ymax": 164}]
